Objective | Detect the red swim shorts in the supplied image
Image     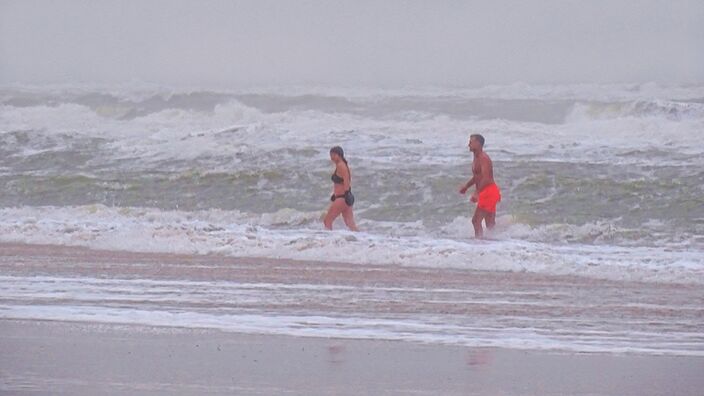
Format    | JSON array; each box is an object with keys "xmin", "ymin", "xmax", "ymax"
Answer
[{"xmin": 477, "ymin": 183, "xmax": 501, "ymax": 213}]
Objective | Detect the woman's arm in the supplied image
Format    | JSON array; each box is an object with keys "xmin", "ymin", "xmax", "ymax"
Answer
[{"xmin": 339, "ymin": 163, "xmax": 351, "ymax": 191}]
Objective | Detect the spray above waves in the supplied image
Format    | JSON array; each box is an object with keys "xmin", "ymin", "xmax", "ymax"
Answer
[{"xmin": 3, "ymin": 81, "xmax": 704, "ymax": 100}]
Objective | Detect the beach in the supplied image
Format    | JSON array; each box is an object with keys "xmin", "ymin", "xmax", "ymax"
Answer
[
  {"xmin": 1, "ymin": 243, "xmax": 703, "ymax": 395},
  {"xmin": 2, "ymin": 1, "xmax": 703, "ymax": 394},
  {"xmin": 3, "ymin": 319, "xmax": 703, "ymax": 396}
]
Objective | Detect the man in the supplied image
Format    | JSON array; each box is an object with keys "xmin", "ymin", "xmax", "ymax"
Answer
[{"xmin": 459, "ymin": 134, "xmax": 501, "ymax": 238}]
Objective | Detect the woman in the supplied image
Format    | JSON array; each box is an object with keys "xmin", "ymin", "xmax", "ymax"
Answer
[{"xmin": 324, "ymin": 146, "xmax": 358, "ymax": 231}]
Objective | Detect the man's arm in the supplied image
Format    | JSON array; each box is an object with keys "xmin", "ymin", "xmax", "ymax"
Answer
[{"xmin": 459, "ymin": 177, "xmax": 475, "ymax": 194}]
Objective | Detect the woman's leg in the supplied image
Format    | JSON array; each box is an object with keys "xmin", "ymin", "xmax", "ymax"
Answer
[
  {"xmin": 341, "ymin": 205, "xmax": 359, "ymax": 231},
  {"xmin": 323, "ymin": 199, "xmax": 346, "ymax": 230}
]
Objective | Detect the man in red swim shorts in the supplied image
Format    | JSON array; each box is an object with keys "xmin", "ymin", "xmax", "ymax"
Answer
[{"xmin": 459, "ymin": 134, "xmax": 501, "ymax": 238}]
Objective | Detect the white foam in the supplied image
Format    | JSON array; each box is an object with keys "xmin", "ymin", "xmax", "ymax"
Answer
[
  {"xmin": 0, "ymin": 205, "xmax": 701, "ymax": 285},
  {"xmin": 3, "ymin": 91, "xmax": 702, "ymax": 171},
  {"xmin": 2, "ymin": 303, "xmax": 699, "ymax": 356}
]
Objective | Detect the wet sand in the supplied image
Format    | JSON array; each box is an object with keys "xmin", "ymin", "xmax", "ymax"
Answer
[
  {"xmin": 1, "ymin": 319, "xmax": 702, "ymax": 396},
  {"xmin": 1, "ymin": 242, "xmax": 703, "ymax": 395}
]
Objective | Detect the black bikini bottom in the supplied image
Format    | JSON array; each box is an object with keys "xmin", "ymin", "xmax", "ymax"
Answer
[{"xmin": 330, "ymin": 190, "xmax": 354, "ymax": 206}]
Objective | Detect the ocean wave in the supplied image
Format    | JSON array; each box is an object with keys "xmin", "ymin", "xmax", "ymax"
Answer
[
  {"xmin": 566, "ymin": 100, "xmax": 704, "ymax": 122},
  {"xmin": 3, "ymin": 95, "xmax": 703, "ymax": 170}
]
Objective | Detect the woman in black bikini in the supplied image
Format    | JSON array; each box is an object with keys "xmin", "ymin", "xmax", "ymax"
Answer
[{"xmin": 324, "ymin": 146, "xmax": 358, "ymax": 231}]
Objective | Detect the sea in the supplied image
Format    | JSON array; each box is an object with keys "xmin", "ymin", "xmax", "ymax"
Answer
[{"xmin": 1, "ymin": 82, "xmax": 703, "ymax": 356}]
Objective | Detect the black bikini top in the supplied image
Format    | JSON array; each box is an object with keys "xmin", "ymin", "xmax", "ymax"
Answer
[
  {"xmin": 331, "ymin": 164, "xmax": 350, "ymax": 185},
  {"xmin": 331, "ymin": 170, "xmax": 344, "ymax": 184}
]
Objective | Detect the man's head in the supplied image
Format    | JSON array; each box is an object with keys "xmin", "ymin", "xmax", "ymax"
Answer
[{"xmin": 468, "ymin": 134, "xmax": 485, "ymax": 153}]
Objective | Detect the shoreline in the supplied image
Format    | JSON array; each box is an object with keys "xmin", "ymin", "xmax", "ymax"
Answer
[
  {"xmin": 2, "ymin": 319, "xmax": 703, "ymax": 396},
  {"xmin": 1, "ymin": 242, "xmax": 702, "ymax": 356},
  {"xmin": 0, "ymin": 241, "xmax": 691, "ymax": 287},
  {"xmin": 2, "ymin": 241, "xmax": 703, "ymax": 394}
]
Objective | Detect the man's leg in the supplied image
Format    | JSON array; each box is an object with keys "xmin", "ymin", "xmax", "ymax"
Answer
[
  {"xmin": 472, "ymin": 208, "xmax": 488, "ymax": 238},
  {"xmin": 485, "ymin": 211, "xmax": 496, "ymax": 231}
]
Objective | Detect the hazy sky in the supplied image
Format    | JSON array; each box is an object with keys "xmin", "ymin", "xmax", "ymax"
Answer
[{"xmin": 1, "ymin": 0, "xmax": 703, "ymax": 87}]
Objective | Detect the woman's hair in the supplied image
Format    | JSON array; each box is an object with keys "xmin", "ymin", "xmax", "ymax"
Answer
[{"xmin": 330, "ymin": 146, "xmax": 347, "ymax": 165}]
